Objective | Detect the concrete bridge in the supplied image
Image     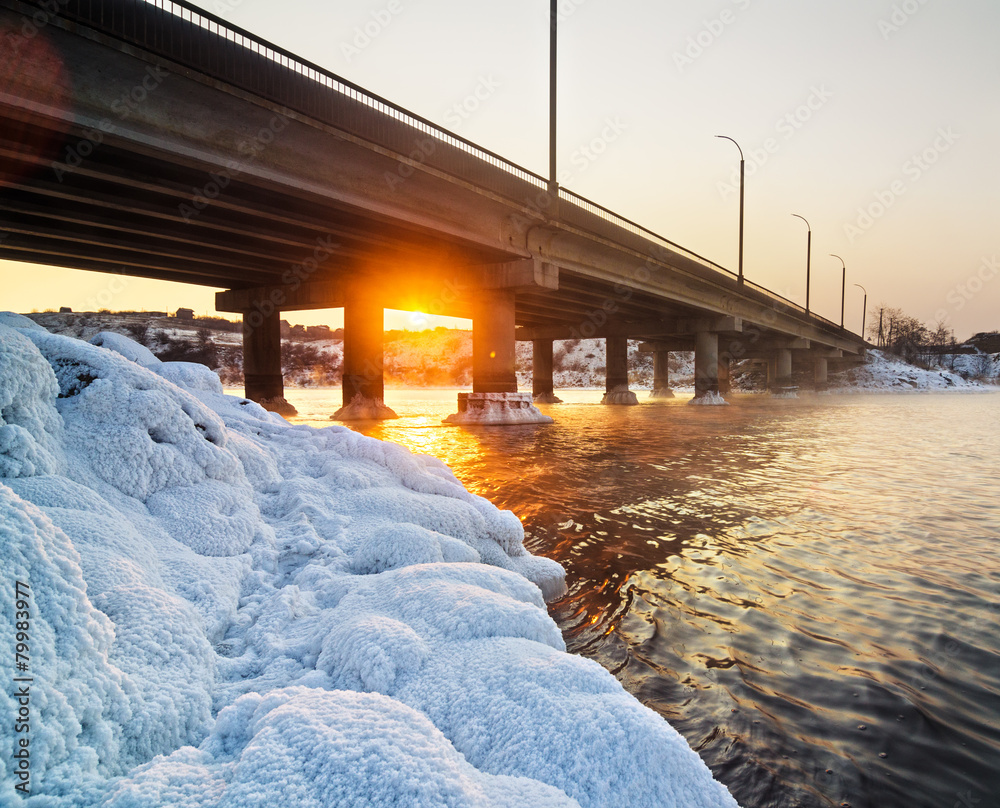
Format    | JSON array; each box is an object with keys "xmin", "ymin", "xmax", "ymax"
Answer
[{"xmin": 0, "ymin": 0, "xmax": 865, "ymax": 419}]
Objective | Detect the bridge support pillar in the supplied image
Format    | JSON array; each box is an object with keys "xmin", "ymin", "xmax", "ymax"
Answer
[
  {"xmin": 602, "ymin": 335, "xmax": 638, "ymax": 404},
  {"xmin": 718, "ymin": 355, "xmax": 732, "ymax": 394},
  {"xmin": 814, "ymin": 357, "xmax": 829, "ymax": 391},
  {"xmin": 448, "ymin": 291, "xmax": 551, "ymax": 424},
  {"xmin": 242, "ymin": 309, "xmax": 296, "ymax": 415},
  {"xmin": 335, "ymin": 291, "xmax": 397, "ymax": 420},
  {"xmin": 650, "ymin": 350, "xmax": 674, "ymax": 399},
  {"xmin": 692, "ymin": 331, "xmax": 725, "ymax": 403},
  {"xmin": 532, "ymin": 339, "xmax": 562, "ymax": 403},
  {"xmin": 769, "ymin": 348, "xmax": 797, "ymax": 397}
]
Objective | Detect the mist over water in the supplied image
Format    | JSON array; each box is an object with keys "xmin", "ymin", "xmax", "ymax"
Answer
[{"xmin": 286, "ymin": 388, "xmax": 1000, "ymax": 808}]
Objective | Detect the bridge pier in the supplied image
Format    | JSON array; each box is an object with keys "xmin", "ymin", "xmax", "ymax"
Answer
[
  {"xmin": 448, "ymin": 290, "xmax": 551, "ymax": 424},
  {"xmin": 334, "ymin": 291, "xmax": 397, "ymax": 420},
  {"xmin": 814, "ymin": 356, "xmax": 829, "ymax": 391},
  {"xmin": 769, "ymin": 347, "xmax": 796, "ymax": 396},
  {"xmin": 602, "ymin": 335, "xmax": 638, "ymax": 404},
  {"xmin": 692, "ymin": 331, "xmax": 726, "ymax": 403},
  {"xmin": 650, "ymin": 350, "xmax": 674, "ymax": 399},
  {"xmin": 242, "ymin": 309, "xmax": 296, "ymax": 415},
  {"xmin": 532, "ymin": 339, "xmax": 562, "ymax": 403},
  {"xmin": 718, "ymin": 355, "xmax": 732, "ymax": 394}
]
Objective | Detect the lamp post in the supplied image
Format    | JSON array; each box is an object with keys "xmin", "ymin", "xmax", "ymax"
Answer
[
  {"xmin": 716, "ymin": 135, "xmax": 744, "ymax": 285},
  {"xmin": 791, "ymin": 214, "xmax": 811, "ymax": 314},
  {"xmin": 830, "ymin": 254, "xmax": 846, "ymax": 329},
  {"xmin": 549, "ymin": 0, "xmax": 557, "ymax": 199},
  {"xmin": 853, "ymin": 283, "xmax": 867, "ymax": 340}
]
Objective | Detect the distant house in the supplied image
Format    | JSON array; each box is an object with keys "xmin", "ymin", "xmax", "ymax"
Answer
[
  {"xmin": 59, "ymin": 306, "xmax": 73, "ymax": 313},
  {"xmin": 175, "ymin": 307, "xmax": 194, "ymax": 320}
]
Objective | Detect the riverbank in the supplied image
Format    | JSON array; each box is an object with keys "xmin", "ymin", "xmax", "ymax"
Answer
[
  {"xmin": 0, "ymin": 314, "xmax": 739, "ymax": 807},
  {"xmin": 24, "ymin": 311, "xmax": 1000, "ymax": 393}
]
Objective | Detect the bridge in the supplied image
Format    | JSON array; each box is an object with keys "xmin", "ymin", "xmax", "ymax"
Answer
[{"xmin": 0, "ymin": 0, "xmax": 865, "ymax": 419}]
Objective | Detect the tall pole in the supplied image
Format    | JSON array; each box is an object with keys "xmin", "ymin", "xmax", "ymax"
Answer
[
  {"xmin": 549, "ymin": 0, "xmax": 557, "ymax": 197},
  {"xmin": 854, "ymin": 283, "xmax": 867, "ymax": 340},
  {"xmin": 716, "ymin": 135, "xmax": 744, "ymax": 285},
  {"xmin": 791, "ymin": 214, "xmax": 811, "ymax": 314},
  {"xmin": 830, "ymin": 254, "xmax": 846, "ymax": 329}
]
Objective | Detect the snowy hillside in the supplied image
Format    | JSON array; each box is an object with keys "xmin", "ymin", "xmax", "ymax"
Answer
[
  {"xmin": 22, "ymin": 312, "xmax": 998, "ymax": 393},
  {"xmin": 0, "ymin": 314, "xmax": 740, "ymax": 808}
]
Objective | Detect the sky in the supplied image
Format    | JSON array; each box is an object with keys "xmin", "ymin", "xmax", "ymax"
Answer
[{"xmin": 4, "ymin": 0, "xmax": 999, "ymax": 338}]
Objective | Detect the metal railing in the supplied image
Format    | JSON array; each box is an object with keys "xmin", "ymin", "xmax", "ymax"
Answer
[{"xmin": 20, "ymin": 0, "xmax": 852, "ymax": 337}]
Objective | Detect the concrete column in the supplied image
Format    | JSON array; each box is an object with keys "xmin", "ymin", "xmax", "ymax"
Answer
[
  {"xmin": 336, "ymin": 291, "xmax": 397, "ymax": 419},
  {"xmin": 650, "ymin": 350, "xmax": 674, "ymax": 398},
  {"xmin": 717, "ymin": 355, "xmax": 731, "ymax": 394},
  {"xmin": 602, "ymin": 335, "xmax": 638, "ymax": 404},
  {"xmin": 777, "ymin": 348, "xmax": 793, "ymax": 382},
  {"xmin": 814, "ymin": 356, "xmax": 829, "ymax": 390},
  {"xmin": 766, "ymin": 353, "xmax": 779, "ymax": 389},
  {"xmin": 694, "ymin": 331, "xmax": 720, "ymax": 398},
  {"xmin": 242, "ymin": 309, "xmax": 295, "ymax": 415},
  {"xmin": 532, "ymin": 339, "xmax": 561, "ymax": 403},
  {"xmin": 472, "ymin": 290, "xmax": 517, "ymax": 393}
]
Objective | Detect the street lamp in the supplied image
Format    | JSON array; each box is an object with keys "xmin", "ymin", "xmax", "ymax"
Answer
[
  {"xmin": 853, "ymin": 283, "xmax": 867, "ymax": 340},
  {"xmin": 791, "ymin": 214, "xmax": 811, "ymax": 314},
  {"xmin": 549, "ymin": 0, "xmax": 558, "ymax": 198},
  {"xmin": 716, "ymin": 135, "xmax": 744, "ymax": 285},
  {"xmin": 829, "ymin": 254, "xmax": 846, "ymax": 329}
]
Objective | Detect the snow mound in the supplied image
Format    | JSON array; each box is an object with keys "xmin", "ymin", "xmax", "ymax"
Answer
[
  {"xmin": 154, "ymin": 361, "xmax": 225, "ymax": 394},
  {"xmin": 0, "ymin": 320, "xmax": 739, "ymax": 808},
  {"xmin": 105, "ymin": 688, "xmax": 582, "ymax": 808},
  {"xmin": 89, "ymin": 331, "xmax": 161, "ymax": 367},
  {"xmin": 0, "ymin": 327, "xmax": 64, "ymax": 478}
]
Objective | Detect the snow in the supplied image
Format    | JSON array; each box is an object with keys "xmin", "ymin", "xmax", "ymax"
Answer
[
  {"xmin": 600, "ymin": 386, "xmax": 639, "ymax": 405},
  {"xmin": 688, "ymin": 392, "xmax": 730, "ymax": 406},
  {"xmin": 828, "ymin": 349, "xmax": 990, "ymax": 392},
  {"xmin": 0, "ymin": 319, "xmax": 739, "ymax": 808}
]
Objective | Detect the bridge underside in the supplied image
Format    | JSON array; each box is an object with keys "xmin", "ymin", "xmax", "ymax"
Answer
[{"xmin": 0, "ymin": 0, "xmax": 865, "ymax": 416}]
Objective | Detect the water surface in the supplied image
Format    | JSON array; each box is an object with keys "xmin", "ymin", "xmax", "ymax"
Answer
[{"xmin": 285, "ymin": 387, "xmax": 1000, "ymax": 808}]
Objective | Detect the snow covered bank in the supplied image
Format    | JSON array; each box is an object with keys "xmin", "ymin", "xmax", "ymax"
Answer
[
  {"xmin": 828, "ymin": 349, "xmax": 992, "ymax": 392},
  {"xmin": 0, "ymin": 315, "xmax": 738, "ymax": 807}
]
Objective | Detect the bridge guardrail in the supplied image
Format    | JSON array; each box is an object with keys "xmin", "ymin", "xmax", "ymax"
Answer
[{"xmin": 19, "ymin": 0, "xmax": 852, "ymax": 339}]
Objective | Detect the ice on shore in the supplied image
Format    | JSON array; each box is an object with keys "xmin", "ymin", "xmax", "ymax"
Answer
[{"xmin": 0, "ymin": 319, "xmax": 739, "ymax": 808}]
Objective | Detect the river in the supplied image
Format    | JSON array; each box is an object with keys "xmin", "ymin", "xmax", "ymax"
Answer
[{"xmin": 282, "ymin": 387, "xmax": 1000, "ymax": 808}]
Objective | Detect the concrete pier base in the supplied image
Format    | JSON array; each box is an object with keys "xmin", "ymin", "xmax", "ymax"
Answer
[
  {"xmin": 602, "ymin": 385, "xmax": 639, "ymax": 405},
  {"xmin": 242, "ymin": 309, "xmax": 296, "ymax": 415},
  {"xmin": 333, "ymin": 395, "xmax": 399, "ymax": 421},
  {"xmin": 602, "ymin": 335, "xmax": 638, "ymax": 404},
  {"xmin": 445, "ymin": 392, "xmax": 553, "ymax": 425},
  {"xmin": 532, "ymin": 339, "xmax": 562, "ymax": 403},
  {"xmin": 650, "ymin": 350, "xmax": 674, "ymax": 399}
]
